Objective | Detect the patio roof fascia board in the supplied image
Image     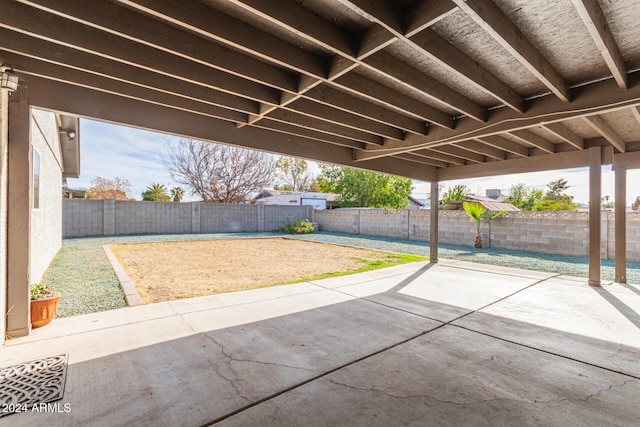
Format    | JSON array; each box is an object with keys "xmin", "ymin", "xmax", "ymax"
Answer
[
  {"xmin": 436, "ymin": 146, "xmax": 606, "ymax": 181},
  {"xmin": 354, "ymin": 71, "xmax": 640, "ymax": 161},
  {"xmin": 612, "ymin": 150, "xmax": 640, "ymax": 169},
  {"xmin": 21, "ymin": 75, "xmax": 437, "ymax": 181}
]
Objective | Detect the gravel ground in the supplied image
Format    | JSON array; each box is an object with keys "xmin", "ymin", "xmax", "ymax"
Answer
[{"xmin": 41, "ymin": 231, "xmax": 640, "ymax": 318}]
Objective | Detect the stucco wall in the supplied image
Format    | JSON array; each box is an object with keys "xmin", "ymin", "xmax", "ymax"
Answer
[
  {"xmin": 29, "ymin": 108, "xmax": 63, "ymax": 283},
  {"xmin": 0, "ymin": 89, "xmax": 9, "ymax": 344}
]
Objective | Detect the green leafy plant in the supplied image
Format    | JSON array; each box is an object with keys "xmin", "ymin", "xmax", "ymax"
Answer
[
  {"xmin": 441, "ymin": 185, "xmax": 469, "ymax": 204},
  {"xmin": 278, "ymin": 219, "xmax": 315, "ymax": 234},
  {"xmin": 463, "ymin": 202, "xmax": 506, "ymax": 249},
  {"xmin": 30, "ymin": 283, "xmax": 56, "ymax": 301}
]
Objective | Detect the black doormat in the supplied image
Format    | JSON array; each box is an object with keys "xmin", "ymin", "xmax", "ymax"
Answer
[{"xmin": 0, "ymin": 354, "xmax": 68, "ymax": 417}]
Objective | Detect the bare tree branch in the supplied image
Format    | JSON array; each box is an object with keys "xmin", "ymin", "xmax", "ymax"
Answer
[{"xmin": 163, "ymin": 139, "xmax": 274, "ymax": 203}]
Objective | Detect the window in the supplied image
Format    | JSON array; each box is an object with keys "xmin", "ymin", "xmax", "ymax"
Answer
[{"xmin": 33, "ymin": 147, "xmax": 40, "ymax": 209}]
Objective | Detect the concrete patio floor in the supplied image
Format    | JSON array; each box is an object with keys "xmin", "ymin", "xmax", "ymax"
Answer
[{"xmin": 2, "ymin": 260, "xmax": 640, "ymax": 426}]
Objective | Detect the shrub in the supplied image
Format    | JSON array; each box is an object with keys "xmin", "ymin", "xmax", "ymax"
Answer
[{"xmin": 279, "ymin": 219, "xmax": 315, "ymax": 234}]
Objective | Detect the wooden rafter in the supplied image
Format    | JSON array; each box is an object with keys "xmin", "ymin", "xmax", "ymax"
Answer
[
  {"xmin": 335, "ymin": 0, "xmax": 524, "ymax": 112},
  {"xmin": 355, "ymin": 73, "xmax": 640, "ymax": 162},
  {"xmin": 1, "ymin": 0, "xmax": 638, "ymax": 184},
  {"xmin": 583, "ymin": 115, "xmax": 626, "ymax": 152},
  {"xmin": 404, "ymin": 0, "xmax": 458, "ymax": 37},
  {"xmin": 542, "ymin": 123, "xmax": 584, "ymax": 150},
  {"xmin": 571, "ymin": 0, "xmax": 627, "ymax": 89},
  {"xmin": 451, "ymin": 0, "xmax": 570, "ymax": 102}
]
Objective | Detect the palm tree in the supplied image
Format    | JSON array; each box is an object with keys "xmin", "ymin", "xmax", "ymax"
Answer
[
  {"xmin": 463, "ymin": 202, "xmax": 505, "ymax": 249},
  {"xmin": 170, "ymin": 186, "xmax": 185, "ymax": 202},
  {"xmin": 142, "ymin": 183, "xmax": 170, "ymax": 202}
]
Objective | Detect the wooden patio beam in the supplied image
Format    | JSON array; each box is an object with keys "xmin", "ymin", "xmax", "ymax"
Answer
[
  {"xmin": 429, "ymin": 145, "xmax": 485, "ymax": 163},
  {"xmin": 588, "ymin": 147, "xmax": 602, "ymax": 286},
  {"xmin": 508, "ymin": 130, "xmax": 556, "ymax": 154},
  {"xmin": 614, "ymin": 161, "xmax": 626, "ymax": 283},
  {"xmin": 542, "ymin": 123, "xmax": 584, "ymax": 150},
  {"xmin": 223, "ymin": 0, "xmax": 484, "ymax": 122},
  {"xmin": 451, "ymin": 0, "xmax": 570, "ymax": 102},
  {"xmin": 354, "ymin": 72, "xmax": 640, "ymax": 161},
  {"xmin": 430, "ymin": 180, "xmax": 439, "ymax": 263},
  {"xmin": 23, "ymin": 76, "xmax": 438, "ymax": 181},
  {"xmin": 475, "ymin": 136, "xmax": 528, "ymax": 157},
  {"xmin": 583, "ymin": 115, "xmax": 626, "ymax": 152},
  {"xmin": 455, "ymin": 140, "xmax": 505, "ymax": 160},
  {"xmin": 336, "ymin": 0, "xmax": 524, "ymax": 113},
  {"xmin": 405, "ymin": 0, "xmax": 458, "ymax": 37},
  {"xmin": 438, "ymin": 147, "xmax": 597, "ymax": 181},
  {"xmin": 571, "ymin": 0, "xmax": 627, "ymax": 89}
]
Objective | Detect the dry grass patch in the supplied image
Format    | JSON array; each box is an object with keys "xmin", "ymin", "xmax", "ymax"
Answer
[{"xmin": 109, "ymin": 238, "xmax": 426, "ymax": 303}]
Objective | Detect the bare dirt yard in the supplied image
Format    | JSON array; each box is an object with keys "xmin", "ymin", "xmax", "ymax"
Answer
[{"xmin": 109, "ymin": 238, "xmax": 425, "ymax": 304}]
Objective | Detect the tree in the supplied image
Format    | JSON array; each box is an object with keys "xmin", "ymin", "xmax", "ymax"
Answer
[
  {"xmin": 170, "ymin": 186, "xmax": 185, "ymax": 202},
  {"xmin": 532, "ymin": 178, "xmax": 578, "ymax": 211},
  {"xmin": 532, "ymin": 200, "xmax": 578, "ymax": 212},
  {"xmin": 142, "ymin": 183, "xmax": 171, "ymax": 201},
  {"xmin": 506, "ymin": 183, "xmax": 543, "ymax": 210},
  {"xmin": 274, "ymin": 157, "xmax": 314, "ymax": 191},
  {"xmin": 163, "ymin": 139, "xmax": 274, "ymax": 203},
  {"xmin": 87, "ymin": 176, "xmax": 132, "ymax": 200},
  {"xmin": 441, "ymin": 185, "xmax": 469, "ymax": 204},
  {"xmin": 545, "ymin": 178, "xmax": 571, "ymax": 200},
  {"xmin": 317, "ymin": 165, "xmax": 413, "ymax": 209},
  {"xmin": 463, "ymin": 202, "xmax": 505, "ymax": 249}
]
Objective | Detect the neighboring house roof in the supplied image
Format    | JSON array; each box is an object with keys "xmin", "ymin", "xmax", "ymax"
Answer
[
  {"xmin": 440, "ymin": 199, "xmax": 520, "ymax": 212},
  {"xmin": 467, "ymin": 194, "xmax": 509, "ymax": 203},
  {"xmin": 407, "ymin": 196, "xmax": 424, "ymax": 207},
  {"xmin": 252, "ymin": 190, "xmax": 340, "ymax": 204}
]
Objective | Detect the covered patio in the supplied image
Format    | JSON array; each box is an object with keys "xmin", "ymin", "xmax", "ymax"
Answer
[
  {"xmin": 2, "ymin": 1, "xmax": 640, "ymax": 423},
  {"xmin": 1, "ymin": 259, "xmax": 639, "ymax": 425}
]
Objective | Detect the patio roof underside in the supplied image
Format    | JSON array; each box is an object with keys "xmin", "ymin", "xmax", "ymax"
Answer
[{"xmin": 3, "ymin": 0, "xmax": 640, "ymax": 181}]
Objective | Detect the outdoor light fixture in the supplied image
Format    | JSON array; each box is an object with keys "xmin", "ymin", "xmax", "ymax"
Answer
[
  {"xmin": 1, "ymin": 64, "xmax": 19, "ymax": 92},
  {"xmin": 67, "ymin": 131, "xmax": 76, "ymax": 140}
]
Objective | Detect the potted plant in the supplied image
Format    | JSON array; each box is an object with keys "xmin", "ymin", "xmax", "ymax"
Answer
[{"xmin": 30, "ymin": 283, "xmax": 60, "ymax": 328}]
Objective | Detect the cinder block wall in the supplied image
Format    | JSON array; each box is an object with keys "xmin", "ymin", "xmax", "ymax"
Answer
[
  {"xmin": 315, "ymin": 209, "xmax": 640, "ymax": 261},
  {"xmin": 115, "ymin": 200, "xmax": 192, "ymax": 235},
  {"xmin": 606, "ymin": 212, "xmax": 640, "ymax": 261},
  {"xmin": 63, "ymin": 200, "xmax": 314, "ymax": 237},
  {"xmin": 264, "ymin": 205, "xmax": 311, "ymax": 231},
  {"xmin": 200, "ymin": 204, "xmax": 259, "ymax": 233},
  {"xmin": 359, "ymin": 210, "xmax": 410, "ymax": 239},
  {"xmin": 408, "ymin": 211, "xmax": 430, "ymax": 241},
  {"xmin": 63, "ymin": 199, "xmax": 104, "ymax": 237},
  {"xmin": 314, "ymin": 210, "xmax": 359, "ymax": 234},
  {"xmin": 490, "ymin": 211, "xmax": 590, "ymax": 257}
]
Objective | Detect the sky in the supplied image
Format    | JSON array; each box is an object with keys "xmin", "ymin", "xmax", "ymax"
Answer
[{"xmin": 68, "ymin": 119, "xmax": 640, "ymax": 206}]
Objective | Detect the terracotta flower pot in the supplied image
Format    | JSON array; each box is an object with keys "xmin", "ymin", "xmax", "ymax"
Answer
[{"xmin": 30, "ymin": 295, "xmax": 60, "ymax": 328}]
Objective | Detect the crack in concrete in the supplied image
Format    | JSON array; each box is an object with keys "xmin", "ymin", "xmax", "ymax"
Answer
[{"xmin": 322, "ymin": 376, "xmax": 637, "ymax": 408}]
